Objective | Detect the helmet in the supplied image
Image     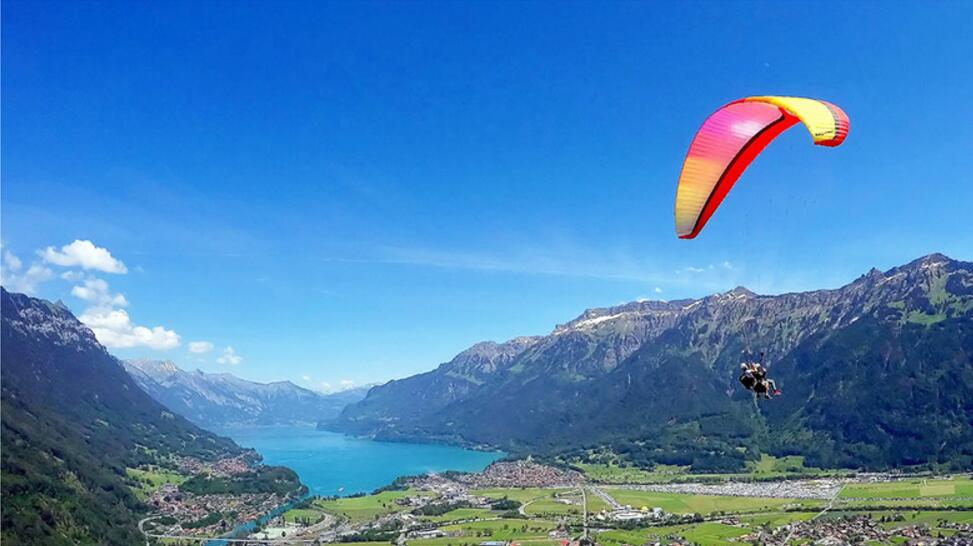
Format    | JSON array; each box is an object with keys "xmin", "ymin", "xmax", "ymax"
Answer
[{"xmin": 740, "ymin": 363, "xmax": 749, "ymax": 370}]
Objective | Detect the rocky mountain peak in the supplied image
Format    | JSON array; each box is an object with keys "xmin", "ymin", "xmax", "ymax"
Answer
[
  {"xmin": 919, "ymin": 252, "xmax": 951, "ymax": 264},
  {"xmin": 554, "ymin": 299, "xmax": 683, "ymax": 334},
  {"xmin": 727, "ymin": 286, "xmax": 756, "ymax": 297},
  {"xmin": 2, "ymin": 289, "xmax": 245, "ymax": 545},
  {"xmin": 121, "ymin": 359, "xmax": 368, "ymax": 427},
  {"xmin": 894, "ymin": 252, "xmax": 955, "ymax": 273},
  {"xmin": 333, "ymin": 252, "xmax": 973, "ymax": 460},
  {"xmin": 127, "ymin": 359, "xmax": 180, "ymax": 379},
  {"xmin": 454, "ymin": 337, "xmax": 537, "ymax": 360},
  {"xmin": 443, "ymin": 336, "xmax": 541, "ymax": 376},
  {"xmin": 332, "ymin": 253, "xmax": 973, "ymax": 472},
  {"xmin": 1, "ymin": 286, "xmax": 103, "ymax": 353}
]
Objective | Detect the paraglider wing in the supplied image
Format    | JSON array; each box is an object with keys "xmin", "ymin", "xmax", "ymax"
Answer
[{"xmin": 674, "ymin": 96, "xmax": 849, "ymax": 239}]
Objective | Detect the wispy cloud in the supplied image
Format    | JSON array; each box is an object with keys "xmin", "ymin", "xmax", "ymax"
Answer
[
  {"xmin": 311, "ymin": 243, "xmax": 753, "ymax": 297},
  {"xmin": 216, "ymin": 346, "xmax": 242, "ymax": 365},
  {"xmin": 1, "ymin": 248, "xmax": 53, "ymax": 295},
  {"xmin": 189, "ymin": 341, "xmax": 214, "ymax": 354},
  {"xmin": 300, "ymin": 376, "xmax": 364, "ymax": 394},
  {"xmin": 675, "ymin": 261, "xmax": 737, "ymax": 277},
  {"xmin": 354, "ymin": 245, "xmax": 673, "ymax": 284}
]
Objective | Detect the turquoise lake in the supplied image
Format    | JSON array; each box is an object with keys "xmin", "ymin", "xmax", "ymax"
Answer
[{"xmin": 218, "ymin": 426, "xmax": 503, "ymax": 497}]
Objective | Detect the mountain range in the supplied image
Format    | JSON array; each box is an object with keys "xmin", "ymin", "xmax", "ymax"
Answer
[
  {"xmin": 329, "ymin": 253, "xmax": 973, "ymax": 471},
  {"xmin": 0, "ymin": 288, "xmax": 249, "ymax": 545},
  {"xmin": 124, "ymin": 359, "xmax": 370, "ymax": 429}
]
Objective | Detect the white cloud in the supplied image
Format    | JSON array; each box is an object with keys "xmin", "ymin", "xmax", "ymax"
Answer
[
  {"xmin": 71, "ymin": 278, "xmax": 128, "ymax": 307},
  {"xmin": 301, "ymin": 375, "xmax": 312, "ymax": 382},
  {"xmin": 188, "ymin": 341, "xmax": 214, "ymax": 354},
  {"xmin": 79, "ymin": 307, "xmax": 180, "ymax": 350},
  {"xmin": 60, "ymin": 270, "xmax": 85, "ymax": 282},
  {"xmin": 677, "ymin": 262, "xmax": 736, "ymax": 276},
  {"xmin": 216, "ymin": 346, "xmax": 242, "ymax": 365},
  {"xmin": 65, "ymin": 274, "xmax": 179, "ymax": 351},
  {"xmin": 4, "ymin": 241, "xmax": 185, "ymax": 351},
  {"xmin": 654, "ymin": 287, "xmax": 663, "ymax": 293},
  {"xmin": 1, "ymin": 249, "xmax": 54, "ymax": 295},
  {"xmin": 3, "ymin": 250, "xmax": 22, "ymax": 271},
  {"xmin": 40, "ymin": 240, "xmax": 127, "ymax": 274},
  {"xmin": 314, "ymin": 380, "xmax": 359, "ymax": 394}
]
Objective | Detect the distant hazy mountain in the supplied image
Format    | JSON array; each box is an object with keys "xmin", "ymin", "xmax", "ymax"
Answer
[
  {"xmin": 124, "ymin": 359, "xmax": 370, "ymax": 428},
  {"xmin": 0, "ymin": 288, "xmax": 243, "ymax": 545},
  {"xmin": 330, "ymin": 254, "xmax": 973, "ymax": 471}
]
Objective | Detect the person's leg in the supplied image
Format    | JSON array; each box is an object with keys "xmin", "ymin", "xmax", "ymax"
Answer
[{"xmin": 753, "ymin": 381, "xmax": 767, "ymax": 398}]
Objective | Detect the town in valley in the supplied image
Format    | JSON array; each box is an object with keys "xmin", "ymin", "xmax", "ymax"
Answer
[{"xmin": 139, "ymin": 459, "xmax": 973, "ymax": 545}]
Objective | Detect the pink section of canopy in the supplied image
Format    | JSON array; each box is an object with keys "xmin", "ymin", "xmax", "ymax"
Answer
[{"xmin": 674, "ymin": 101, "xmax": 785, "ymax": 238}]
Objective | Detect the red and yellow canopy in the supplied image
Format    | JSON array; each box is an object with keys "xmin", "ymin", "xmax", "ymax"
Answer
[{"xmin": 674, "ymin": 96, "xmax": 849, "ymax": 239}]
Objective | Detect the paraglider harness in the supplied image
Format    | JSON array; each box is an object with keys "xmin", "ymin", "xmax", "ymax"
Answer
[
  {"xmin": 739, "ymin": 352, "xmax": 778, "ymax": 399},
  {"xmin": 738, "ymin": 364, "xmax": 757, "ymax": 391}
]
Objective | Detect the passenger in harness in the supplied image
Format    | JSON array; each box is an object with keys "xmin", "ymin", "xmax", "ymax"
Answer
[
  {"xmin": 738, "ymin": 363, "xmax": 757, "ymax": 391},
  {"xmin": 739, "ymin": 353, "xmax": 780, "ymax": 399}
]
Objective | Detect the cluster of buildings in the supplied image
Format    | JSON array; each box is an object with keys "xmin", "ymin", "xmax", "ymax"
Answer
[
  {"xmin": 742, "ymin": 515, "xmax": 973, "ymax": 545},
  {"xmin": 147, "ymin": 483, "xmax": 289, "ymax": 537},
  {"xmin": 451, "ymin": 460, "xmax": 584, "ymax": 488},
  {"xmin": 143, "ymin": 455, "xmax": 294, "ymax": 539},
  {"xmin": 397, "ymin": 485, "xmax": 493, "ymax": 512},
  {"xmin": 593, "ymin": 505, "xmax": 665, "ymax": 522},
  {"xmin": 250, "ymin": 521, "xmax": 306, "ymax": 541},
  {"xmin": 171, "ymin": 453, "xmax": 254, "ymax": 477},
  {"xmin": 406, "ymin": 461, "xmax": 584, "ymax": 504},
  {"xmin": 405, "ymin": 539, "xmax": 513, "ymax": 546},
  {"xmin": 619, "ymin": 477, "xmax": 844, "ymax": 500}
]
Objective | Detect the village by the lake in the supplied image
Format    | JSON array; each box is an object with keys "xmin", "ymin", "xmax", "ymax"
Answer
[{"xmin": 137, "ymin": 458, "xmax": 973, "ymax": 546}]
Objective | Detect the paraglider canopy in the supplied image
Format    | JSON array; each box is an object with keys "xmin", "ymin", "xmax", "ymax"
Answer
[{"xmin": 674, "ymin": 96, "xmax": 849, "ymax": 239}]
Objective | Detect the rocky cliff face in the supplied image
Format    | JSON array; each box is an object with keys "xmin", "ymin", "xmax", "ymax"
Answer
[
  {"xmin": 330, "ymin": 254, "xmax": 973, "ymax": 469},
  {"xmin": 124, "ymin": 359, "xmax": 369, "ymax": 428},
  {"xmin": 0, "ymin": 288, "xmax": 242, "ymax": 545}
]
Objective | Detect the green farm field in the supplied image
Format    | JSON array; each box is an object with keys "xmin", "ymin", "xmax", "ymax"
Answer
[
  {"xmin": 603, "ymin": 488, "xmax": 820, "ymax": 515},
  {"xmin": 839, "ymin": 477, "xmax": 973, "ymax": 500}
]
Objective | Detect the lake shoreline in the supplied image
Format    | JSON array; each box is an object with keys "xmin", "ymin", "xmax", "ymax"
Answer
[
  {"xmin": 216, "ymin": 425, "xmax": 505, "ymax": 498},
  {"xmin": 316, "ymin": 420, "xmax": 511, "ymax": 455},
  {"xmin": 205, "ymin": 425, "xmax": 504, "ymax": 543}
]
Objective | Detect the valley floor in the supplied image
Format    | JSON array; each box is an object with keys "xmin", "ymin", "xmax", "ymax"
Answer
[{"xmin": 144, "ymin": 462, "xmax": 973, "ymax": 546}]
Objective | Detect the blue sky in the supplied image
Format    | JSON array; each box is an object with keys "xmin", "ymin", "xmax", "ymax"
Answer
[{"xmin": 3, "ymin": 1, "xmax": 972, "ymax": 388}]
